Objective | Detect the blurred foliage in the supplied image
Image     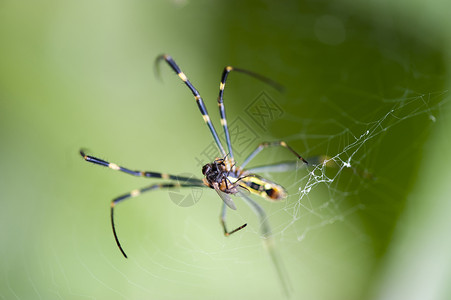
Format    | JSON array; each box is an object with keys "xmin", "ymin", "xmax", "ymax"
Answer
[{"xmin": 0, "ymin": 0, "xmax": 449, "ymax": 299}]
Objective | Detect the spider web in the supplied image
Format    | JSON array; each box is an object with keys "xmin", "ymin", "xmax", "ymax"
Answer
[
  {"xmin": 125, "ymin": 26, "xmax": 448, "ymax": 295},
  {"xmin": 157, "ymin": 87, "xmax": 448, "ymax": 299},
  {"xmin": 279, "ymin": 90, "xmax": 447, "ymax": 241},
  {"xmin": 192, "ymin": 88, "xmax": 447, "ymax": 299},
  {"xmin": 187, "ymin": 86, "xmax": 448, "ymax": 242}
]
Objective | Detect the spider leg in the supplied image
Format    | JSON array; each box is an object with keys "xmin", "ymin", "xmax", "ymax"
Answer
[
  {"xmin": 111, "ymin": 182, "xmax": 206, "ymax": 258},
  {"xmin": 80, "ymin": 150, "xmax": 203, "ymax": 184},
  {"xmin": 217, "ymin": 66, "xmax": 284, "ymax": 163},
  {"xmin": 220, "ymin": 202, "xmax": 247, "ymax": 236},
  {"xmin": 156, "ymin": 54, "xmax": 226, "ymax": 156},
  {"xmin": 240, "ymin": 141, "xmax": 308, "ymax": 169},
  {"xmin": 239, "ymin": 192, "xmax": 292, "ymax": 297}
]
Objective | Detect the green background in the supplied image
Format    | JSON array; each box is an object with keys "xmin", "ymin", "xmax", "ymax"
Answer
[{"xmin": 0, "ymin": 0, "xmax": 450, "ymax": 299}]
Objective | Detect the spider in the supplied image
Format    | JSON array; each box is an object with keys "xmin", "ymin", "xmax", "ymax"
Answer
[{"xmin": 80, "ymin": 54, "xmax": 307, "ymax": 294}]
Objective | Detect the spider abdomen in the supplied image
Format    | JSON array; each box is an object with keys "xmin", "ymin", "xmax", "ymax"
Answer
[{"xmin": 240, "ymin": 175, "xmax": 288, "ymax": 201}]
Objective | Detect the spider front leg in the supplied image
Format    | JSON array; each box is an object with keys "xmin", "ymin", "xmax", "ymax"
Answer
[
  {"xmin": 240, "ymin": 141, "xmax": 308, "ymax": 169},
  {"xmin": 155, "ymin": 54, "xmax": 227, "ymax": 157},
  {"xmin": 111, "ymin": 183, "xmax": 206, "ymax": 258},
  {"xmin": 220, "ymin": 203, "xmax": 247, "ymax": 236},
  {"xmin": 217, "ymin": 65, "xmax": 284, "ymax": 163},
  {"xmin": 80, "ymin": 150, "xmax": 202, "ymax": 184}
]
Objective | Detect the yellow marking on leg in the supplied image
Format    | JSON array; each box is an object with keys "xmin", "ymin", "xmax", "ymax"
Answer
[
  {"xmin": 109, "ymin": 163, "xmax": 120, "ymax": 170},
  {"xmin": 195, "ymin": 95, "xmax": 201, "ymax": 101},
  {"xmin": 161, "ymin": 173, "xmax": 170, "ymax": 180},
  {"xmin": 219, "ymin": 82, "xmax": 225, "ymax": 90},
  {"xmin": 178, "ymin": 72, "xmax": 188, "ymax": 82},
  {"xmin": 130, "ymin": 189, "xmax": 141, "ymax": 197},
  {"xmin": 226, "ymin": 66, "xmax": 233, "ymax": 72},
  {"xmin": 202, "ymin": 114, "xmax": 211, "ymax": 123},
  {"xmin": 220, "ymin": 118, "xmax": 227, "ymax": 126},
  {"xmin": 280, "ymin": 141, "xmax": 287, "ymax": 147}
]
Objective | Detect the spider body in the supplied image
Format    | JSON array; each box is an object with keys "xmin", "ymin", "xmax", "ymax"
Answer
[
  {"xmin": 240, "ymin": 174, "xmax": 288, "ymax": 201},
  {"xmin": 201, "ymin": 158, "xmax": 232, "ymax": 189},
  {"xmin": 80, "ymin": 54, "xmax": 307, "ymax": 267},
  {"xmin": 80, "ymin": 54, "xmax": 307, "ymax": 295},
  {"xmin": 202, "ymin": 158, "xmax": 241, "ymax": 193},
  {"xmin": 202, "ymin": 157, "xmax": 287, "ymax": 202}
]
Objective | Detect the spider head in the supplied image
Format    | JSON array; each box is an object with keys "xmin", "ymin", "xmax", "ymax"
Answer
[
  {"xmin": 202, "ymin": 160, "xmax": 229, "ymax": 187},
  {"xmin": 202, "ymin": 158, "xmax": 226, "ymax": 175},
  {"xmin": 202, "ymin": 163, "xmax": 212, "ymax": 175}
]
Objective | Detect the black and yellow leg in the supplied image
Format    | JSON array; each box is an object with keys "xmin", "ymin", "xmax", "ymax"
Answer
[
  {"xmin": 220, "ymin": 202, "xmax": 247, "ymax": 236},
  {"xmin": 240, "ymin": 141, "xmax": 308, "ymax": 169},
  {"xmin": 217, "ymin": 66, "xmax": 285, "ymax": 162},
  {"xmin": 80, "ymin": 150, "xmax": 204, "ymax": 185},
  {"xmin": 111, "ymin": 182, "xmax": 206, "ymax": 258},
  {"xmin": 155, "ymin": 54, "xmax": 226, "ymax": 157}
]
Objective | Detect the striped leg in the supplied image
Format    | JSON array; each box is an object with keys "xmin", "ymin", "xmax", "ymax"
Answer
[
  {"xmin": 219, "ymin": 202, "xmax": 247, "ymax": 236},
  {"xmin": 156, "ymin": 54, "xmax": 226, "ymax": 156},
  {"xmin": 241, "ymin": 141, "xmax": 308, "ymax": 169},
  {"xmin": 80, "ymin": 150, "xmax": 204, "ymax": 184},
  {"xmin": 111, "ymin": 183, "xmax": 206, "ymax": 258},
  {"xmin": 217, "ymin": 66, "xmax": 285, "ymax": 162}
]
